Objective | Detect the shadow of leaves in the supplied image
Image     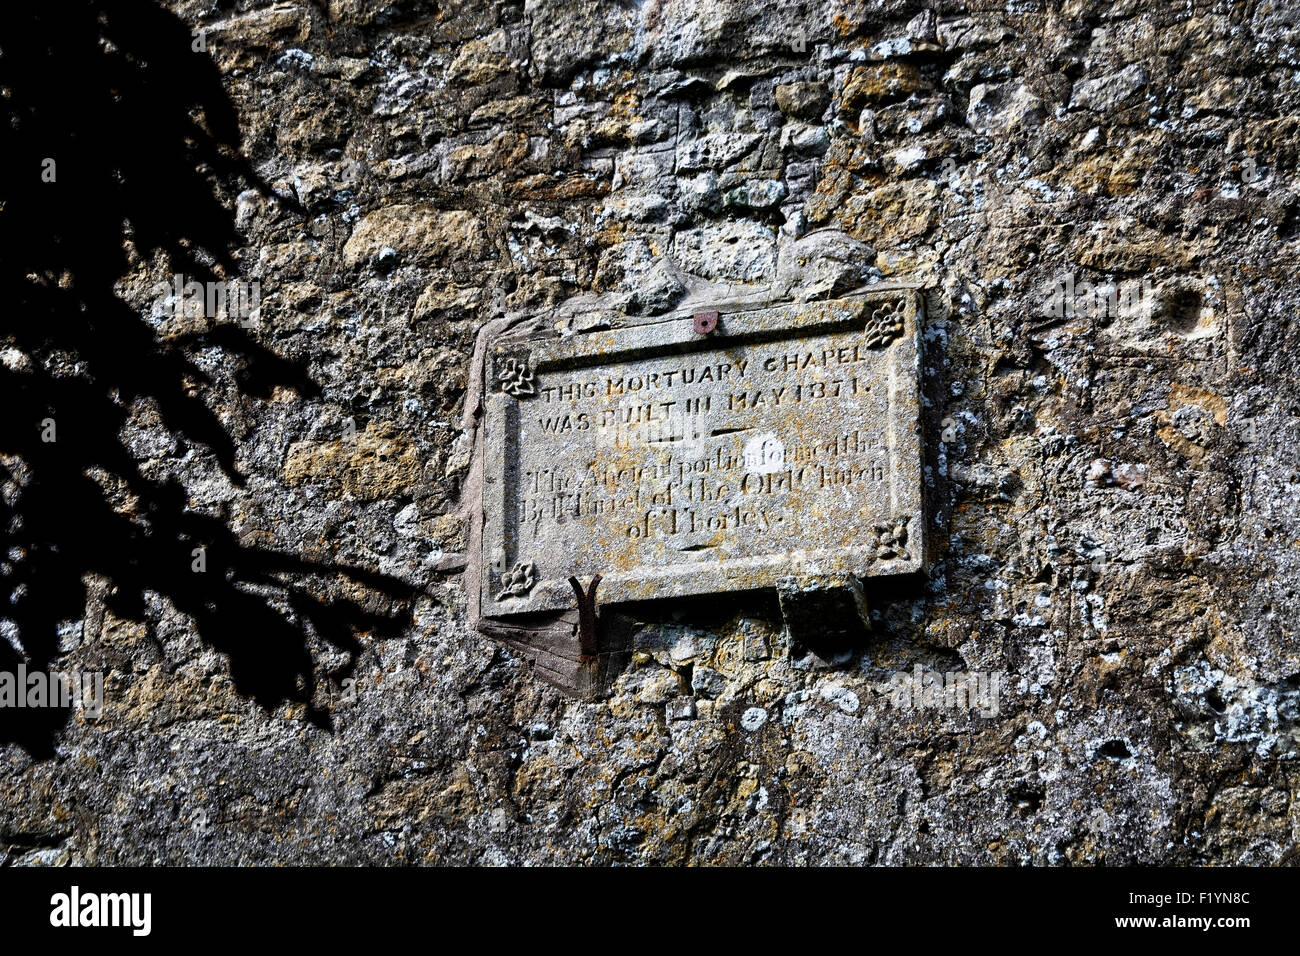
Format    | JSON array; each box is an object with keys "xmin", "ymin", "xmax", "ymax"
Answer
[{"xmin": 0, "ymin": 1, "xmax": 417, "ymax": 755}]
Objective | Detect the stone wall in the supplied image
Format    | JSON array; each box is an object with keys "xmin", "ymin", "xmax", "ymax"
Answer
[{"xmin": 4, "ymin": 0, "xmax": 1299, "ymax": 865}]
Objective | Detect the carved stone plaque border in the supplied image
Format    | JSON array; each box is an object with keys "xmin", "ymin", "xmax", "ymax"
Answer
[{"xmin": 478, "ymin": 287, "xmax": 924, "ymax": 620}]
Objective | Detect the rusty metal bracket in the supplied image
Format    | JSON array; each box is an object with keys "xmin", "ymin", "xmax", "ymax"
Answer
[
  {"xmin": 692, "ymin": 310, "xmax": 719, "ymax": 334},
  {"xmin": 568, "ymin": 574, "xmax": 602, "ymax": 658}
]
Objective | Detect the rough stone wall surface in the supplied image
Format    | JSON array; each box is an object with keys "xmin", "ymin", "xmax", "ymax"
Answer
[{"xmin": 6, "ymin": 0, "xmax": 1300, "ymax": 865}]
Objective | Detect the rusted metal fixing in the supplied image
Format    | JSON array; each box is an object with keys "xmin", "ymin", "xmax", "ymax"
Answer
[
  {"xmin": 568, "ymin": 574, "xmax": 602, "ymax": 658},
  {"xmin": 692, "ymin": 310, "xmax": 719, "ymax": 334}
]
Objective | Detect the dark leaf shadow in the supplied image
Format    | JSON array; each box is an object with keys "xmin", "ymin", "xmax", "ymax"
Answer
[{"xmin": 0, "ymin": 2, "xmax": 415, "ymax": 756}]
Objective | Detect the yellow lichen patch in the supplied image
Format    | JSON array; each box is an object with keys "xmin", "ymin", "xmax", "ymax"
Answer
[
  {"xmin": 839, "ymin": 63, "xmax": 926, "ymax": 115},
  {"xmin": 1072, "ymin": 221, "xmax": 1197, "ymax": 272},
  {"xmin": 447, "ymin": 29, "xmax": 516, "ymax": 86},
  {"xmin": 1155, "ymin": 383, "xmax": 1227, "ymax": 464},
  {"xmin": 837, "ymin": 179, "xmax": 941, "ymax": 245},
  {"xmin": 283, "ymin": 422, "xmax": 423, "ymax": 500},
  {"xmin": 342, "ymin": 206, "xmax": 492, "ymax": 267},
  {"xmin": 1169, "ymin": 383, "xmax": 1228, "ymax": 425},
  {"xmin": 831, "ymin": 13, "xmax": 856, "ymax": 36},
  {"xmin": 507, "ymin": 172, "xmax": 611, "ymax": 201},
  {"xmin": 1060, "ymin": 151, "xmax": 1142, "ymax": 198}
]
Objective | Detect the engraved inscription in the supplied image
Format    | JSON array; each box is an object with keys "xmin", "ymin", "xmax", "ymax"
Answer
[
  {"xmin": 481, "ymin": 291, "xmax": 924, "ymax": 615},
  {"xmin": 522, "ymin": 335, "xmax": 882, "ymax": 549}
]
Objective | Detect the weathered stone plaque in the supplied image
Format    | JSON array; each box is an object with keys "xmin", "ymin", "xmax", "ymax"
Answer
[{"xmin": 480, "ymin": 288, "xmax": 924, "ymax": 618}]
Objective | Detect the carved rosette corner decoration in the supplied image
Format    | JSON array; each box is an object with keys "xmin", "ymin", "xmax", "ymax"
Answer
[
  {"xmin": 863, "ymin": 299, "xmax": 906, "ymax": 349},
  {"xmin": 495, "ymin": 561, "xmax": 538, "ymax": 601},
  {"xmin": 498, "ymin": 356, "xmax": 535, "ymax": 397},
  {"xmin": 869, "ymin": 517, "xmax": 911, "ymax": 561}
]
